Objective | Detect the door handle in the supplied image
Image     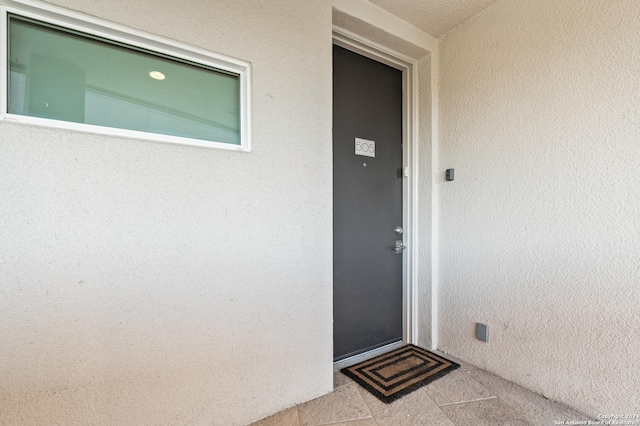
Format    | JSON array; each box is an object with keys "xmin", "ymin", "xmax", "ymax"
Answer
[{"xmin": 393, "ymin": 240, "xmax": 407, "ymax": 254}]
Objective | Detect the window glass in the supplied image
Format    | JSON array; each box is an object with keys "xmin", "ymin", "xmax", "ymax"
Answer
[{"xmin": 8, "ymin": 15, "xmax": 241, "ymax": 145}]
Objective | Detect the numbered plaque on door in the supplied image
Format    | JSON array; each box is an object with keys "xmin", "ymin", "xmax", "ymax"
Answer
[{"xmin": 355, "ymin": 138, "xmax": 376, "ymax": 158}]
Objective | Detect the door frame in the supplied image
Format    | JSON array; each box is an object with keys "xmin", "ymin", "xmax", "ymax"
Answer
[{"xmin": 332, "ymin": 27, "xmax": 420, "ymax": 369}]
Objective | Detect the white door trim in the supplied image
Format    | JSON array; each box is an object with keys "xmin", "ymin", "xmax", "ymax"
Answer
[{"xmin": 332, "ymin": 27, "xmax": 420, "ymax": 354}]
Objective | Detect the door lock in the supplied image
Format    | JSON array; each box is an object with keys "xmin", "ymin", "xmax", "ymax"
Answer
[
  {"xmin": 395, "ymin": 226, "xmax": 403, "ymax": 235},
  {"xmin": 393, "ymin": 240, "xmax": 407, "ymax": 254}
]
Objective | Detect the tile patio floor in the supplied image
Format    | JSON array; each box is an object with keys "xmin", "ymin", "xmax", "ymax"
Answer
[{"xmin": 249, "ymin": 351, "xmax": 592, "ymax": 426}]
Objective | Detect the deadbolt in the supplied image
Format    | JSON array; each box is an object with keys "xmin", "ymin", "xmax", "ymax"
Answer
[{"xmin": 395, "ymin": 226, "xmax": 403, "ymax": 235}]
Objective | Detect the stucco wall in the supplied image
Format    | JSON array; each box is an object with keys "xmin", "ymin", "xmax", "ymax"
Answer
[
  {"xmin": 416, "ymin": 53, "xmax": 434, "ymax": 349},
  {"xmin": 0, "ymin": 0, "xmax": 334, "ymax": 424},
  {"xmin": 438, "ymin": 0, "xmax": 640, "ymax": 416},
  {"xmin": 1, "ymin": 0, "xmax": 438, "ymax": 424}
]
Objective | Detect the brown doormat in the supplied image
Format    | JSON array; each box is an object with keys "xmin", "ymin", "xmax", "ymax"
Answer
[{"xmin": 341, "ymin": 345, "xmax": 459, "ymax": 404}]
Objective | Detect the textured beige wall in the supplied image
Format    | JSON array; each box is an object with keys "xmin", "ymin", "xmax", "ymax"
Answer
[
  {"xmin": 416, "ymin": 53, "xmax": 434, "ymax": 349},
  {"xmin": 0, "ymin": 0, "xmax": 334, "ymax": 425},
  {"xmin": 0, "ymin": 0, "xmax": 438, "ymax": 424},
  {"xmin": 438, "ymin": 0, "xmax": 640, "ymax": 416}
]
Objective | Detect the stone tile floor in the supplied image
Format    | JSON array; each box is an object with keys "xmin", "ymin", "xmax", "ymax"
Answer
[{"xmin": 249, "ymin": 351, "xmax": 592, "ymax": 426}]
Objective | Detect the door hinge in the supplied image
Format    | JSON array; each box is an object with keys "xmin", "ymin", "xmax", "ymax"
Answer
[{"xmin": 403, "ymin": 166, "xmax": 409, "ymax": 178}]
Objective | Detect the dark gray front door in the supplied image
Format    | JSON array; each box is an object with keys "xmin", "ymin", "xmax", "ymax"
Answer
[{"xmin": 333, "ymin": 45, "xmax": 404, "ymax": 361}]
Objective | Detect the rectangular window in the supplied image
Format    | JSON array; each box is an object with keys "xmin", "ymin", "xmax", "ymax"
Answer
[{"xmin": 1, "ymin": 2, "xmax": 251, "ymax": 150}]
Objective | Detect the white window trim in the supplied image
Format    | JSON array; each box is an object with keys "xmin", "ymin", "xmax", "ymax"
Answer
[{"xmin": 0, "ymin": 0, "xmax": 252, "ymax": 151}]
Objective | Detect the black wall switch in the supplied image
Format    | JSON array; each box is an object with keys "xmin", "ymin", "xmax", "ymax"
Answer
[{"xmin": 446, "ymin": 169, "xmax": 454, "ymax": 181}]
